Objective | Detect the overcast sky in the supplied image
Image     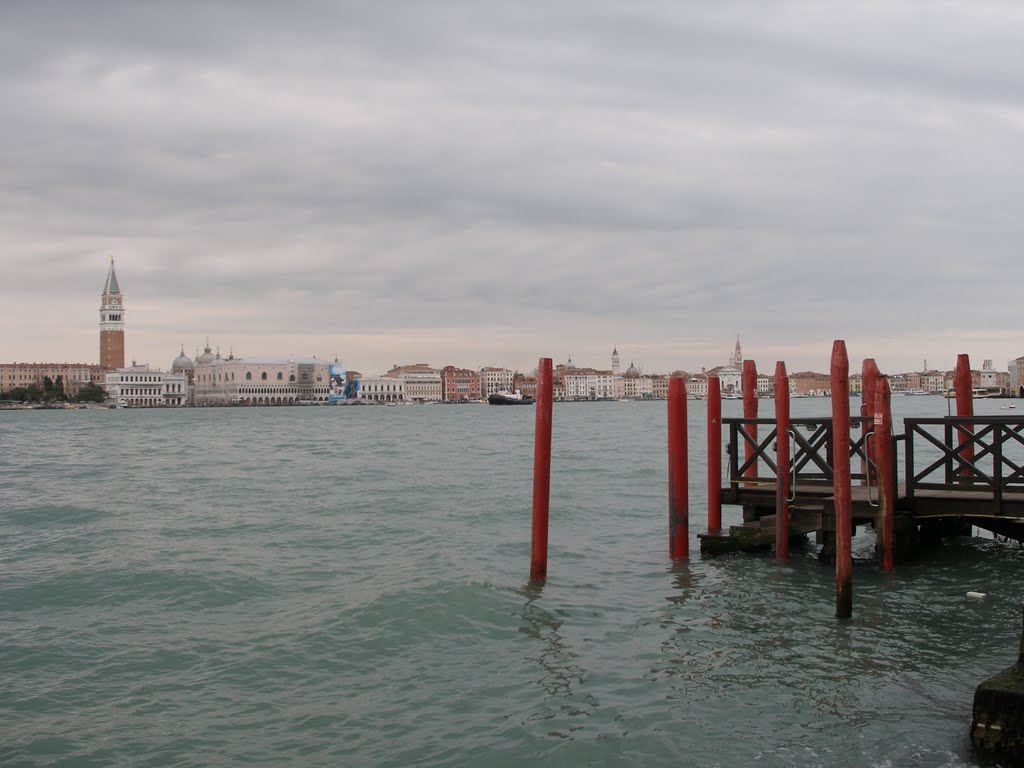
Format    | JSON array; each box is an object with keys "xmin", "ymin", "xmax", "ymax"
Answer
[{"xmin": 3, "ymin": 1, "xmax": 1022, "ymax": 376}]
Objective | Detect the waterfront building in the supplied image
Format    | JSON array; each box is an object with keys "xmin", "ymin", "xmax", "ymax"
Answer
[
  {"xmin": 621, "ymin": 363, "xmax": 653, "ymax": 399},
  {"xmin": 889, "ymin": 373, "xmax": 909, "ymax": 393},
  {"xmin": 756, "ymin": 373, "xmax": 774, "ymax": 396},
  {"xmin": 357, "ymin": 375, "xmax": 405, "ymax": 403},
  {"xmin": 924, "ymin": 370, "xmax": 947, "ymax": 394},
  {"xmin": 440, "ymin": 366, "xmax": 481, "ymax": 401},
  {"xmin": 99, "ymin": 259, "xmax": 125, "ymax": 370},
  {"xmin": 1008, "ymin": 357, "xmax": 1024, "ymax": 396},
  {"xmin": 789, "ymin": 371, "xmax": 831, "ymax": 396},
  {"xmin": 478, "ymin": 367, "xmax": 516, "ymax": 398},
  {"xmin": 385, "ymin": 363, "xmax": 442, "ymax": 402},
  {"xmin": 385, "ymin": 363, "xmax": 437, "ymax": 381},
  {"xmin": 981, "ymin": 360, "xmax": 998, "ymax": 389},
  {"xmin": 191, "ymin": 345, "xmax": 330, "ymax": 405},
  {"xmin": 563, "ymin": 369, "xmax": 616, "ymax": 400},
  {"xmin": 398, "ymin": 373, "xmax": 441, "ymax": 403},
  {"xmin": 687, "ymin": 372, "xmax": 709, "ymax": 399},
  {"xmin": 170, "ymin": 348, "xmax": 196, "ymax": 404},
  {"xmin": 611, "ymin": 348, "xmax": 620, "ymax": 376},
  {"xmin": 104, "ymin": 364, "xmax": 187, "ymax": 407},
  {"xmin": 650, "ymin": 375, "xmax": 669, "ymax": 400},
  {"xmin": 512, "ymin": 373, "xmax": 537, "ymax": 399},
  {"xmin": 705, "ymin": 336, "xmax": 744, "ymax": 395},
  {"xmin": 0, "ymin": 362, "xmax": 103, "ymax": 397}
]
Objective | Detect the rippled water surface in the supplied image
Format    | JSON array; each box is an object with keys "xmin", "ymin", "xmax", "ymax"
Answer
[{"xmin": 3, "ymin": 397, "xmax": 1023, "ymax": 767}]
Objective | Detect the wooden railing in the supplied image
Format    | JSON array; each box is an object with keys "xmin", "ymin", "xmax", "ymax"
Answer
[
  {"xmin": 725, "ymin": 416, "xmax": 877, "ymax": 490},
  {"xmin": 905, "ymin": 417, "xmax": 1024, "ymax": 514}
]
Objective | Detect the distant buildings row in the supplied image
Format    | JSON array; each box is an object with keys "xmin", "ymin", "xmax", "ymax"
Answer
[
  {"xmin": 7, "ymin": 344, "xmax": 1024, "ymax": 408},
  {"xmin": 3, "ymin": 262, "xmax": 1024, "ymax": 406}
]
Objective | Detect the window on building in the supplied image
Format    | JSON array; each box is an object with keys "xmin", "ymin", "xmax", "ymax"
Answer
[
  {"xmin": 246, "ymin": 372, "xmax": 252, "ymax": 380},
  {"xmin": 277, "ymin": 372, "xmax": 283, "ymax": 380},
  {"xmin": 261, "ymin": 372, "xmax": 268, "ymax": 381}
]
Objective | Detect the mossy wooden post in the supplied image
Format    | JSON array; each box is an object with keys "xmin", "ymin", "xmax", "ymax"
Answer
[
  {"xmin": 530, "ymin": 358, "xmax": 553, "ymax": 582},
  {"xmin": 831, "ymin": 341, "xmax": 853, "ymax": 619},
  {"xmin": 774, "ymin": 361, "xmax": 791, "ymax": 560},
  {"xmin": 955, "ymin": 353, "xmax": 975, "ymax": 482},
  {"xmin": 742, "ymin": 360, "xmax": 758, "ymax": 486},
  {"xmin": 874, "ymin": 376, "xmax": 895, "ymax": 571},
  {"xmin": 861, "ymin": 358, "xmax": 880, "ymax": 484},
  {"xmin": 707, "ymin": 376, "xmax": 722, "ymax": 532},
  {"xmin": 667, "ymin": 376, "xmax": 688, "ymax": 560},
  {"xmin": 971, "ymin": 603, "xmax": 1024, "ymax": 763}
]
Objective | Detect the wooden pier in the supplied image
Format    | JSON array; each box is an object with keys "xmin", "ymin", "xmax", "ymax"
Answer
[{"xmin": 699, "ymin": 412, "xmax": 1024, "ymax": 558}]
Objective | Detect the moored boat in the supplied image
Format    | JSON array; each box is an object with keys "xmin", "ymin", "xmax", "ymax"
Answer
[{"xmin": 487, "ymin": 390, "xmax": 535, "ymax": 405}]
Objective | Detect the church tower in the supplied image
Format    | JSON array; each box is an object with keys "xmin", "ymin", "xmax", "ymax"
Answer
[
  {"xmin": 99, "ymin": 259, "xmax": 125, "ymax": 370},
  {"xmin": 611, "ymin": 347, "xmax": 620, "ymax": 376},
  {"xmin": 729, "ymin": 335, "xmax": 743, "ymax": 368}
]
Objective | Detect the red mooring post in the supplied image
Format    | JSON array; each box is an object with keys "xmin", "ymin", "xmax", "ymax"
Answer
[
  {"xmin": 875, "ymin": 376, "xmax": 895, "ymax": 572},
  {"xmin": 707, "ymin": 376, "xmax": 722, "ymax": 532},
  {"xmin": 774, "ymin": 361, "xmax": 791, "ymax": 560},
  {"xmin": 743, "ymin": 360, "xmax": 758, "ymax": 486},
  {"xmin": 861, "ymin": 358, "xmax": 880, "ymax": 483},
  {"xmin": 831, "ymin": 340, "xmax": 853, "ymax": 618},
  {"xmin": 954, "ymin": 353, "xmax": 975, "ymax": 481},
  {"xmin": 530, "ymin": 357, "xmax": 553, "ymax": 581},
  {"xmin": 668, "ymin": 376, "xmax": 689, "ymax": 560}
]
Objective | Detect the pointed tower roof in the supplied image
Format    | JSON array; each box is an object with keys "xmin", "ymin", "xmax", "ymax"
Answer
[{"xmin": 103, "ymin": 258, "xmax": 121, "ymax": 295}]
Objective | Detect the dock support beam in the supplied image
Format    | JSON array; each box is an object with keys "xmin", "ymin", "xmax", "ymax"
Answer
[
  {"xmin": 774, "ymin": 361, "xmax": 791, "ymax": 560},
  {"xmin": 707, "ymin": 376, "xmax": 722, "ymax": 532},
  {"xmin": 668, "ymin": 376, "xmax": 689, "ymax": 560},
  {"xmin": 530, "ymin": 357, "xmax": 553, "ymax": 582},
  {"xmin": 831, "ymin": 340, "xmax": 853, "ymax": 618},
  {"xmin": 875, "ymin": 376, "xmax": 895, "ymax": 572}
]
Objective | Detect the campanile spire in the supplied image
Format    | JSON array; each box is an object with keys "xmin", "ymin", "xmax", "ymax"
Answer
[{"xmin": 99, "ymin": 258, "xmax": 125, "ymax": 369}]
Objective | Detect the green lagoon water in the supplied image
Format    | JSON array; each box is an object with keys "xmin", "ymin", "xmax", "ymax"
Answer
[{"xmin": 3, "ymin": 397, "xmax": 1024, "ymax": 767}]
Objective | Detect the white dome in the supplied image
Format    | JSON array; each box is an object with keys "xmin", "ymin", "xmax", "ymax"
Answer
[{"xmin": 172, "ymin": 351, "xmax": 194, "ymax": 371}]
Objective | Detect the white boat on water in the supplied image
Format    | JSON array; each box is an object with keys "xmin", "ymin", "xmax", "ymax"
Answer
[
  {"xmin": 902, "ymin": 389, "xmax": 930, "ymax": 396},
  {"xmin": 945, "ymin": 388, "xmax": 996, "ymax": 399}
]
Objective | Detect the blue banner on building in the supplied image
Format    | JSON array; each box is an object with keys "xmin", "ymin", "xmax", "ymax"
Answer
[{"xmin": 329, "ymin": 364, "xmax": 347, "ymax": 402}]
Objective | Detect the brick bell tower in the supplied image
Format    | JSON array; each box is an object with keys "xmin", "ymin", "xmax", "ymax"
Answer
[{"xmin": 99, "ymin": 258, "xmax": 125, "ymax": 370}]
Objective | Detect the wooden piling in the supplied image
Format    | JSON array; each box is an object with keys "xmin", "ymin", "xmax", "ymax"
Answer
[
  {"xmin": 668, "ymin": 376, "xmax": 688, "ymax": 560},
  {"xmin": 530, "ymin": 357, "xmax": 553, "ymax": 581},
  {"xmin": 831, "ymin": 341, "xmax": 853, "ymax": 618},
  {"xmin": 861, "ymin": 358, "xmax": 880, "ymax": 483},
  {"xmin": 707, "ymin": 376, "xmax": 722, "ymax": 532},
  {"xmin": 774, "ymin": 361, "xmax": 791, "ymax": 560},
  {"xmin": 874, "ymin": 376, "xmax": 895, "ymax": 571},
  {"xmin": 743, "ymin": 360, "xmax": 758, "ymax": 485},
  {"xmin": 955, "ymin": 353, "xmax": 975, "ymax": 481}
]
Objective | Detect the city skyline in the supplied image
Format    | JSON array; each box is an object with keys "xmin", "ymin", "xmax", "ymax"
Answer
[
  {"xmin": 2, "ymin": 258, "xmax": 1020, "ymax": 380},
  {"xmin": 2, "ymin": 3, "xmax": 1022, "ymax": 375}
]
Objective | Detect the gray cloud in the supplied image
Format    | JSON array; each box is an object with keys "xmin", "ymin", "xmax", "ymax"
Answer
[{"xmin": 2, "ymin": 1, "xmax": 1022, "ymax": 374}]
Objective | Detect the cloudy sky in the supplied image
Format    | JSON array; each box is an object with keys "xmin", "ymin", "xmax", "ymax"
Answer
[{"xmin": 3, "ymin": 1, "xmax": 1022, "ymax": 376}]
